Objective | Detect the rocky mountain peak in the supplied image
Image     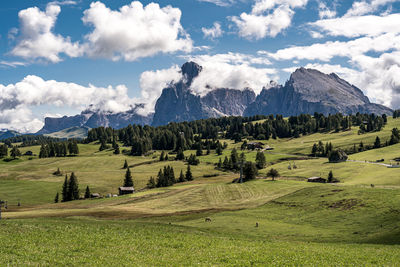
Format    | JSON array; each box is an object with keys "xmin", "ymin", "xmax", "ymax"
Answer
[{"xmin": 181, "ymin": 61, "xmax": 202, "ymax": 84}]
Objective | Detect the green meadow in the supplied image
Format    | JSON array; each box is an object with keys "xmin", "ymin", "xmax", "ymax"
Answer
[{"xmin": 1, "ymin": 118, "xmax": 400, "ymax": 265}]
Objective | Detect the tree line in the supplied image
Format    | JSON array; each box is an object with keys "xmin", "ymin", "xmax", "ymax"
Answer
[{"xmin": 39, "ymin": 141, "xmax": 79, "ymax": 158}]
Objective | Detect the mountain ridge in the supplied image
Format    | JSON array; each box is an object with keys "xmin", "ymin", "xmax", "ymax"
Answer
[{"xmin": 34, "ymin": 62, "xmax": 392, "ymax": 135}]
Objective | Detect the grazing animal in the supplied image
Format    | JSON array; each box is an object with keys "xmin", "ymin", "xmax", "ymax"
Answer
[
  {"xmin": 255, "ymin": 222, "xmax": 259, "ymax": 228},
  {"xmin": 205, "ymin": 217, "xmax": 212, "ymax": 222}
]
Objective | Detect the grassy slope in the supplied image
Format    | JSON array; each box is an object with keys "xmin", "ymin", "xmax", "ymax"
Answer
[{"xmin": 1, "ymin": 118, "xmax": 400, "ymax": 265}]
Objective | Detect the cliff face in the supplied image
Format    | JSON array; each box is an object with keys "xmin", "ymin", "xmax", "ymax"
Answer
[
  {"xmin": 244, "ymin": 68, "xmax": 392, "ymax": 117},
  {"xmin": 152, "ymin": 62, "xmax": 257, "ymax": 126}
]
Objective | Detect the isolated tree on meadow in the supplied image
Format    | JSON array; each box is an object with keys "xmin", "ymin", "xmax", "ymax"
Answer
[
  {"xmin": 54, "ymin": 192, "xmax": 59, "ymax": 203},
  {"xmin": 10, "ymin": 146, "xmax": 21, "ymax": 159},
  {"xmin": 185, "ymin": 165, "xmax": 193, "ymax": 181},
  {"xmin": 85, "ymin": 186, "xmax": 91, "ymax": 199},
  {"xmin": 255, "ymin": 151, "xmax": 266, "ymax": 169},
  {"xmin": 328, "ymin": 171, "xmax": 334, "ymax": 183},
  {"xmin": 123, "ymin": 160, "xmax": 128, "ymax": 169},
  {"xmin": 147, "ymin": 176, "xmax": 156, "ymax": 188},
  {"xmin": 267, "ymin": 168, "xmax": 280, "ymax": 181},
  {"xmin": 216, "ymin": 142, "xmax": 223, "ymax": 155},
  {"xmin": 114, "ymin": 144, "xmax": 120, "ymax": 155},
  {"xmin": 123, "ymin": 167, "xmax": 134, "ymax": 187}
]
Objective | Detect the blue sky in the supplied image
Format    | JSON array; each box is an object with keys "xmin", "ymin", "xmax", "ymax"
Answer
[{"xmin": 0, "ymin": 0, "xmax": 400, "ymax": 132}]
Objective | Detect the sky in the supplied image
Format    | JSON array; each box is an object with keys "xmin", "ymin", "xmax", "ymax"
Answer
[{"xmin": 0, "ymin": 0, "xmax": 400, "ymax": 133}]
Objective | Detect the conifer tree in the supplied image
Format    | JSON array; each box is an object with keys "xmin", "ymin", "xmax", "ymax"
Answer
[
  {"xmin": 160, "ymin": 151, "xmax": 165, "ymax": 161},
  {"xmin": 217, "ymin": 158, "xmax": 222, "ymax": 168},
  {"xmin": 68, "ymin": 172, "xmax": 79, "ymax": 200},
  {"xmin": 185, "ymin": 165, "xmax": 193, "ymax": 181},
  {"xmin": 196, "ymin": 144, "xmax": 203, "ymax": 156},
  {"xmin": 223, "ymin": 156, "xmax": 230, "ymax": 169},
  {"xmin": 123, "ymin": 159, "xmax": 128, "ymax": 169},
  {"xmin": 255, "ymin": 151, "xmax": 266, "ymax": 169},
  {"xmin": 10, "ymin": 146, "xmax": 21, "ymax": 159},
  {"xmin": 216, "ymin": 142, "xmax": 223, "ymax": 155},
  {"xmin": 176, "ymin": 148, "xmax": 185, "ymax": 160},
  {"xmin": 114, "ymin": 144, "xmax": 120, "ymax": 154},
  {"xmin": 165, "ymin": 154, "xmax": 169, "ymax": 160},
  {"xmin": 62, "ymin": 175, "xmax": 68, "ymax": 202},
  {"xmin": 85, "ymin": 186, "xmax": 91, "ymax": 199},
  {"xmin": 147, "ymin": 176, "xmax": 156, "ymax": 188},
  {"xmin": 328, "ymin": 171, "xmax": 334, "ymax": 183},
  {"xmin": 178, "ymin": 170, "xmax": 185, "ymax": 183},
  {"xmin": 243, "ymin": 161, "xmax": 258, "ymax": 181},
  {"xmin": 374, "ymin": 136, "xmax": 381, "ymax": 148},
  {"xmin": 54, "ymin": 192, "xmax": 59, "ymax": 203},
  {"xmin": 123, "ymin": 167, "xmax": 134, "ymax": 187}
]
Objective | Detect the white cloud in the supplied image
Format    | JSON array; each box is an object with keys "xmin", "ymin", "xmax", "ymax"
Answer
[
  {"xmin": 0, "ymin": 76, "xmax": 140, "ymax": 132},
  {"xmin": 197, "ymin": 0, "xmax": 236, "ymax": 6},
  {"xmin": 264, "ymin": 33, "xmax": 400, "ymax": 61},
  {"xmin": 344, "ymin": 0, "xmax": 397, "ymax": 17},
  {"xmin": 310, "ymin": 13, "xmax": 400, "ymax": 38},
  {"xmin": 202, "ymin": 22, "xmax": 223, "ymax": 39},
  {"xmin": 186, "ymin": 53, "xmax": 276, "ymax": 95},
  {"xmin": 318, "ymin": 1, "xmax": 336, "ymax": 19},
  {"xmin": 82, "ymin": 1, "xmax": 193, "ymax": 61},
  {"xmin": 137, "ymin": 65, "xmax": 182, "ymax": 116},
  {"xmin": 231, "ymin": 0, "xmax": 308, "ymax": 40},
  {"xmin": 10, "ymin": 3, "xmax": 82, "ymax": 63}
]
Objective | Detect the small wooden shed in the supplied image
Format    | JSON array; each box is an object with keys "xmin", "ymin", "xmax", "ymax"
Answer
[
  {"xmin": 119, "ymin": 187, "xmax": 135, "ymax": 195},
  {"xmin": 307, "ymin": 177, "xmax": 326, "ymax": 183}
]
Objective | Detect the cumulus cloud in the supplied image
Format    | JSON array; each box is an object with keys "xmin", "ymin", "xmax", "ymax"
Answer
[
  {"xmin": 263, "ymin": 33, "xmax": 400, "ymax": 61},
  {"xmin": 231, "ymin": 0, "xmax": 308, "ymax": 40},
  {"xmin": 185, "ymin": 53, "xmax": 276, "ymax": 95},
  {"xmin": 10, "ymin": 3, "xmax": 82, "ymax": 63},
  {"xmin": 0, "ymin": 76, "xmax": 139, "ymax": 132},
  {"xmin": 318, "ymin": 1, "xmax": 336, "ymax": 19},
  {"xmin": 310, "ymin": 13, "xmax": 400, "ymax": 38},
  {"xmin": 344, "ymin": 0, "xmax": 397, "ymax": 17},
  {"xmin": 197, "ymin": 0, "xmax": 236, "ymax": 6},
  {"xmin": 137, "ymin": 65, "xmax": 182, "ymax": 116},
  {"xmin": 82, "ymin": 1, "xmax": 193, "ymax": 61},
  {"xmin": 202, "ymin": 22, "xmax": 223, "ymax": 39}
]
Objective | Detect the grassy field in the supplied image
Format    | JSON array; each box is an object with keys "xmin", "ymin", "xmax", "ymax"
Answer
[{"xmin": 1, "ymin": 118, "xmax": 400, "ymax": 265}]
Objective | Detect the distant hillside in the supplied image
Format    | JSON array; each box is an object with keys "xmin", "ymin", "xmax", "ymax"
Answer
[
  {"xmin": 44, "ymin": 126, "xmax": 90, "ymax": 139},
  {"xmin": 0, "ymin": 130, "xmax": 21, "ymax": 141}
]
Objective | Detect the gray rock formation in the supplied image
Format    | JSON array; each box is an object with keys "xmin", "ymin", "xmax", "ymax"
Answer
[
  {"xmin": 244, "ymin": 67, "xmax": 392, "ymax": 117},
  {"xmin": 151, "ymin": 62, "xmax": 256, "ymax": 126},
  {"xmin": 37, "ymin": 107, "xmax": 152, "ymax": 134}
]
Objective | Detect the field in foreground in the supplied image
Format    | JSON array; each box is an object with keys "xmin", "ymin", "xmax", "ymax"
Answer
[{"xmin": 1, "ymin": 118, "xmax": 400, "ymax": 265}]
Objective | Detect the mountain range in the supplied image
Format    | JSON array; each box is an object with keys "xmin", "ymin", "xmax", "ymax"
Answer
[{"xmin": 33, "ymin": 61, "xmax": 392, "ymax": 137}]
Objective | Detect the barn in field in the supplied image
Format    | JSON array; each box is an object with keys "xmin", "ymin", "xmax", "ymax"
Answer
[
  {"xmin": 307, "ymin": 177, "xmax": 326, "ymax": 183},
  {"xmin": 119, "ymin": 187, "xmax": 135, "ymax": 195}
]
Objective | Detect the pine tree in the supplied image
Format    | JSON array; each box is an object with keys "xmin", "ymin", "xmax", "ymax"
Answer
[
  {"xmin": 54, "ymin": 192, "xmax": 59, "ymax": 203},
  {"xmin": 114, "ymin": 144, "xmax": 120, "ymax": 154},
  {"xmin": 178, "ymin": 170, "xmax": 185, "ymax": 183},
  {"xmin": 61, "ymin": 175, "xmax": 68, "ymax": 202},
  {"xmin": 230, "ymin": 148, "xmax": 239, "ymax": 169},
  {"xmin": 311, "ymin": 143, "xmax": 318, "ymax": 156},
  {"xmin": 10, "ymin": 146, "xmax": 21, "ymax": 159},
  {"xmin": 255, "ymin": 151, "xmax": 266, "ymax": 169},
  {"xmin": 206, "ymin": 144, "xmax": 211, "ymax": 155},
  {"xmin": 156, "ymin": 169, "xmax": 164, "ymax": 187},
  {"xmin": 85, "ymin": 186, "xmax": 91, "ymax": 199},
  {"xmin": 217, "ymin": 158, "xmax": 222, "ymax": 168},
  {"xmin": 165, "ymin": 154, "xmax": 169, "ymax": 160},
  {"xmin": 123, "ymin": 160, "xmax": 128, "ymax": 169},
  {"xmin": 216, "ymin": 142, "xmax": 223, "ymax": 155},
  {"xmin": 176, "ymin": 148, "xmax": 185, "ymax": 160},
  {"xmin": 123, "ymin": 167, "xmax": 134, "ymax": 187},
  {"xmin": 374, "ymin": 136, "xmax": 381, "ymax": 148},
  {"xmin": 223, "ymin": 156, "xmax": 230, "ymax": 169},
  {"xmin": 147, "ymin": 176, "xmax": 156, "ymax": 188},
  {"xmin": 196, "ymin": 144, "xmax": 203, "ymax": 156},
  {"xmin": 160, "ymin": 151, "xmax": 165, "ymax": 161},
  {"xmin": 243, "ymin": 161, "xmax": 258, "ymax": 181},
  {"xmin": 328, "ymin": 171, "xmax": 334, "ymax": 183},
  {"xmin": 185, "ymin": 165, "xmax": 193, "ymax": 181},
  {"xmin": 68, "ymin": 172, "xmax": 80, "ymax": 200}
]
